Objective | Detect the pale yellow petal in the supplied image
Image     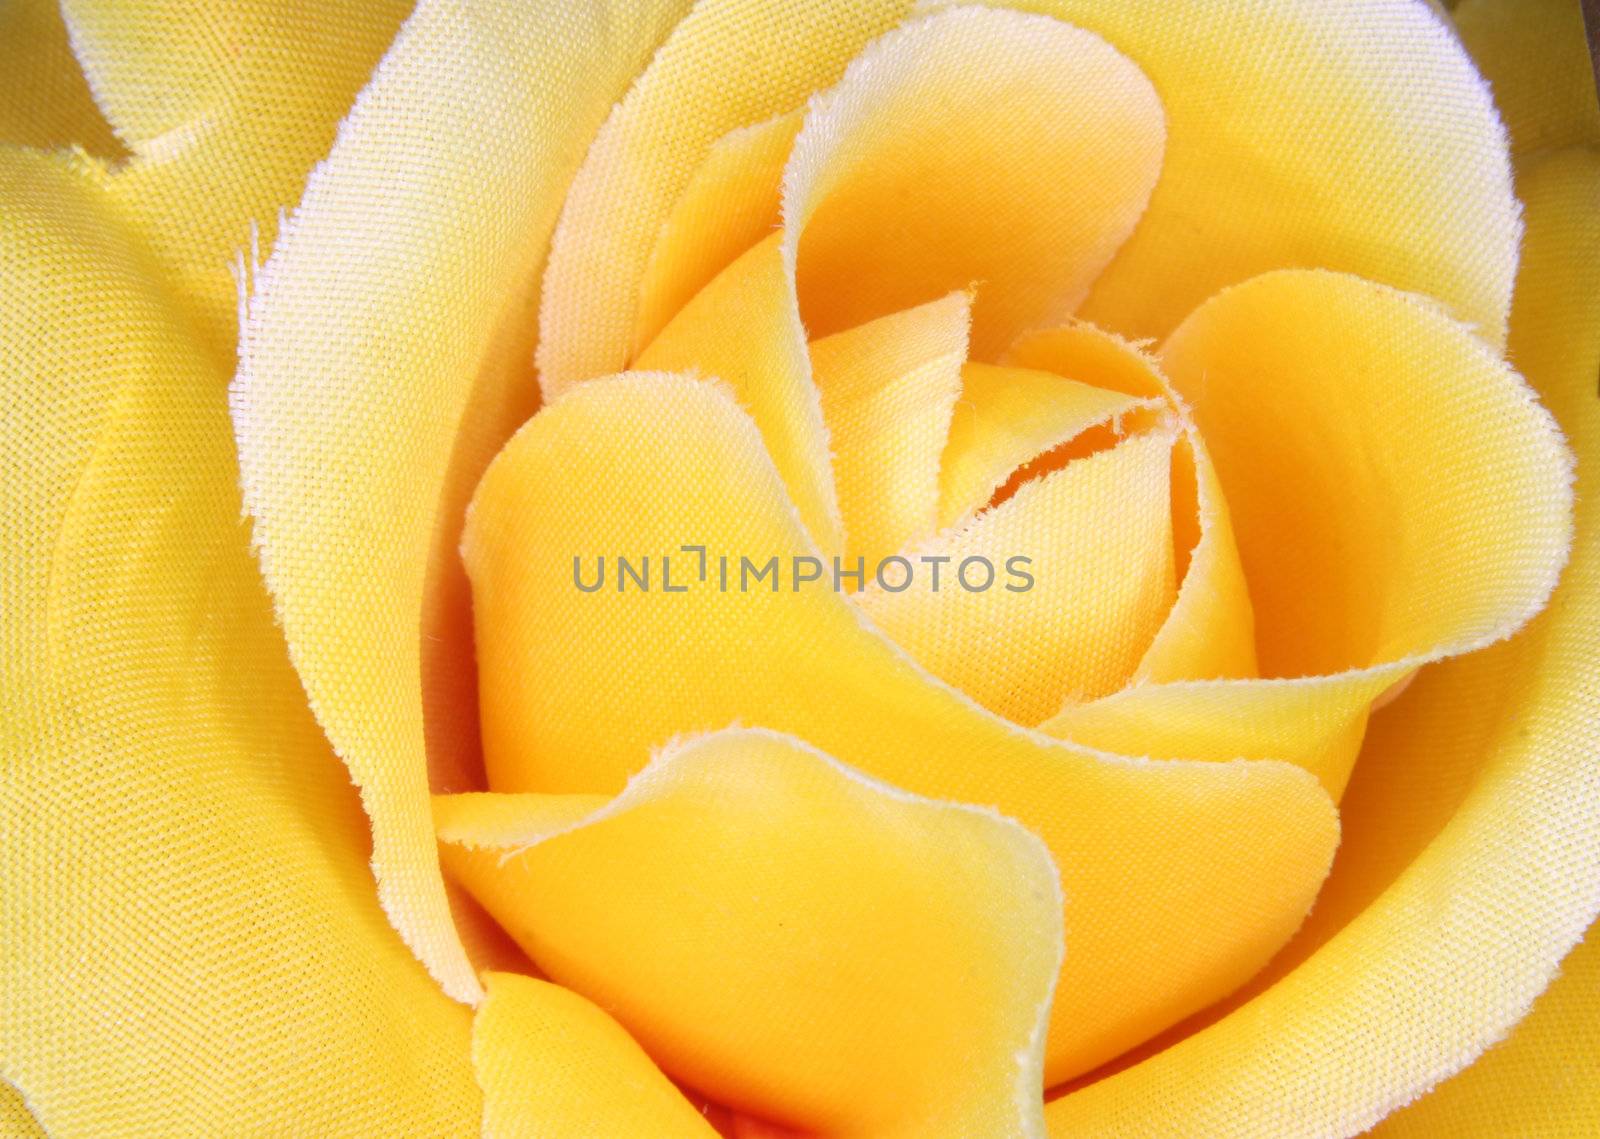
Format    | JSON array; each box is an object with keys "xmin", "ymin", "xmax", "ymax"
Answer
[
  {"xmin": 1454, "ymin": 0, "xmax": 1600, "ymax": 156},
  {"xmin": 1372, "ymin": 921, "xmax": 1600, "ymax": 1137},
  {"xmin": 472, "ymin": 972, "xmax": 720, "ymax": 1139},
  {"xmin": 634, "ymin": 232, "xmax": 844, "ymax": 553},
  {"xmin": 232, "ymin": 0, "xmax": 697, "ymax": 1004},
  {"xmin": 65, "ymin": 0, "xmax": 412, "ymax": 351},
  {"xmin": 785, "ymin": 6, "xmax": 1164, "ymax": 358},
  {"xmin": 0, "ymin": 146, "xmax": 478, "ymax": 1136},
  {"xmin": 441, "ymin": 728, "xmax": 1061, "ymax": 1137},
  {"xmin": 637, "ymin": 112, "xmax": 801, "ymax": 355},
  {"xmin": 464, "ymin": 373, "xmax": 1337, "ymax": 1084},
  {"xmin": 859, "ymin": 429, "xmax": 1177, "ymax": 721},
  {"xmin": 946, "ymin": 0, "xmax": 1522, "ymax": 345},
  {"xmin": 1045, "ymin": 143, "xmax": 1600, "ymax": 1139},
  {"xmin": 808, "ymin": 291, "xmax": 970, "ymax": 559},
  {"xmin": 538, "ymin": 0, "xmax": 917, "ymax": 393}
]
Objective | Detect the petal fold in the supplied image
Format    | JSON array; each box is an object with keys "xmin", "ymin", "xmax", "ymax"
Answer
[
  {"xmin": 945, "ymin": 0, "xmax": 1522, "ymax": 345},
  {"xmin": 472, "ymin": 972, "xmax": 720, "ymax": 1139},
  {"xmin": 233, "ymin": 0, "xmax": 697, "ymax": 1003},
  {"xmin": 442, "ymin": 728, "xmax": 1061, "ymax": 1138}
]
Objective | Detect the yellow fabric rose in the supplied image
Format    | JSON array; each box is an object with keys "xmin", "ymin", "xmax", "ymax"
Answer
[{"xmin": 1, "ymin": 0, "xmax": 1595, "ymax": 1135}]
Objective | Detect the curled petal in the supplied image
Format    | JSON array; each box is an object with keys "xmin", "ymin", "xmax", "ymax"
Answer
[
  {"xmin": 0, "ymin": 146, "xmax": 478, "ymax": 1136},
  {"xmin": 65, "ymin": 0, "xmax": 413, "ymax": 349},
  {"xmin": 539, "ymin": 0, "xmax": 916, "ymax": 393},
  {"xmin": 472, "ymin": 972, "xmax": 720, "ymax": 1139},
  {"xmin": 859, "ymin": 428, "xmax": 1177, "ymax": 721},
  {"xmin": 233, "ymin": 0, "xmax": 697, "ymax": 1004},
  {"xmin": 949, "ymin": 0, "xmax": 1522, "ymax": 346},
  {"xmin": 784, "ymin": 5, "xmax": 1165, "ymax": 358},
  {"xmin": 441, "ymin": 728, "xmax": 1062, "ymax": 1137}
]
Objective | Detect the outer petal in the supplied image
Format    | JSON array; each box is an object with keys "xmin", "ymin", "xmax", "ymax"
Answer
[
  {"xmin": 1372, "ymin": 922, "xmax": 1600, "ymax": 1137},
  {"xmin": 464, "ymin": 372, "xmax": 1337, "ymax": 1084},
  {"xmin": 1045, "ymin": 144, "xmax": 1600, "ymax": 1139},
  {"xmin": 0, "ymin": 148, "xmax": 478, "ymax": 1135},
  {"xmin": 940, "ymin": 0, "xmax": 1522, "ymax": 346},
  {"xmin": 441, "ymin": 728, "xmax": 1062, "ymax": 1137},
  {"xmin": 65, "ymin": 0, "xmax": 413, "ymax": 351},
  {"xmin": 232, "ymin": 0, "xmax": 696, "ymax": 1003},
  {"xmin": 472, "ymin": 973, "xmax": 720, "ymax": 1139},
  {"xmin": 1362, "ymin": 143, "xmax": 1600, "ymax": 1139}
]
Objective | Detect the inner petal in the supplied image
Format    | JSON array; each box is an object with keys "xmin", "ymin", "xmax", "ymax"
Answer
[
  {"xmin": 783, "ymin": 5, "xmax": 1165, "ymax": 358},
  {"xmin": 859, "ymin": 428, "xmax": 1178, "ymax": 723},
  {"xmin": 808, "ymin": 291, "xmax": 970, "ymax": 561}
]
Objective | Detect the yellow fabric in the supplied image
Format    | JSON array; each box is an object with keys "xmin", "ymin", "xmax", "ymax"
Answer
[
  {"xmin": 538, "ymin": 0, "xmax": 917, "ymax": 392},
  {"xmin": 1040, "ymin": 270, "xmax": 1572, "ymax": 795},
  {"xmin": 1045, "ymin": 130, "xmax": 1600, "ymax": 1139},
  {"xmin": 472, "ymin": 972, "xmax": 720, "ymax": 1139},
  {"xmin": 637, "ymin": 111, "xmax": 802, "ymax": 355},
  {"xmin": 783, "ymin": 6, "xmax": 1164, "ymax": 360},
  {"xmin": 0, "ymin": 146, "xmax": 480, "ymax": 1135},
  {"xmin": 65, "ymin": 0, "xmax": 412, "ymax": 354},
  {"xmin": 4, "ymin": 0, "xmax": 1598, "ymax": 1135},
  {"xmin": 933, "ymin": 0, "xmax": 1522, "ymax": 347},
  {"xmin": 634, "ymin": 232, "xmax": 844, "ymax": 553},
  {"xmin": 231, "ymin": 0, "xmax": 697, "ymax": 1004},
  {"xmin": 1004, "ymin": 324, "xmax": 1258, "ymax": 684},
  {"xmin": 1361, "ymin": 141, "xmax": 1600, "ymax": 1139},
  {"xmin": 0, "ymin": 0, "xmax": 123, "ymax": 157},
  {"xmin": 936, "ymin": 361, "xmax": 1154, "ymax": 529},
  {"xmin": 463, "ymin": 372, "xmax": 1338, "ymax": 1086},
  {"xmin": 808, "ymin": 292, "xmax": 970, "ymax": 560},
  {"xmin": 858, "ymin": 427, "xmax": 1178, "ymax": 720},
  {"xmin": 442, "ymin": 728, "xmax": 1062, "ymax": 1137}
]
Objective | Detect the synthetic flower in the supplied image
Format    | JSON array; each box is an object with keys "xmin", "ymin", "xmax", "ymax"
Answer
[{"xmin": 2, "ymin": 1, "xmax": 1597, "ymax": 1136}]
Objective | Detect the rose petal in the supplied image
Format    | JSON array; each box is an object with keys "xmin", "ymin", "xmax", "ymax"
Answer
[
  {"xmin": 858, "ymin": 429, "xmax": 1177, "ymax": 721},
  {"xmin": 0, "ymin": 0, "xmax": 122, "ymax": 156},
  {"xmin": 808, "ymin": 291, "xmax": 970, "ymax": 560},
  {"xmin": 949, "ymin": 0, "xmax": 1522, "ymax": 346},
  {"xmin": 637, "ymin": 112, "xmax": 802, "ymax": 356},
  {"xmin": 472, "ymin": 972, "xmax": 720, "ymax": 1139},
  {"xmin": 538, "ymin": 0, "xmax": 917, "ymax": 393},
  {"xmin": 784, "ymin": 5, "xmax": 1165, "ymax": 359},
  {"xmin": 1044, "ymin": 143, "xmax": 1600, "ymax": 1139},
  {"xmin": 1006, "ymin": 323, "xmax": 1258, "ymax": 684},
  {"xmin": 233, "ymin": 0, "xmax": 698, "ymax": 1004},
  {"xmin": 441, "ymin": 728, "xmax": 1062, "ymax": 1136},
  {"xmin": 937, "ymin": 361, "xmax": 1157, "ymax": 530},
  {"xmin": 1043, "ymin": 269, "xmax": 1573, "ymax": 795},
  {"xmin": 0, "ymin": 146, "xmax": 479, "ymax": 1136},
  {"xmin": 464, "ymin": 372, "xmax": 1337, "ymax": 1083},
  {"xmin": 64, "ymin": 0, "xmax": 412, "ymax": 350},
  {"xmin": 634, "ymin": 232, "xmax": 844, "ymax": 554}
]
